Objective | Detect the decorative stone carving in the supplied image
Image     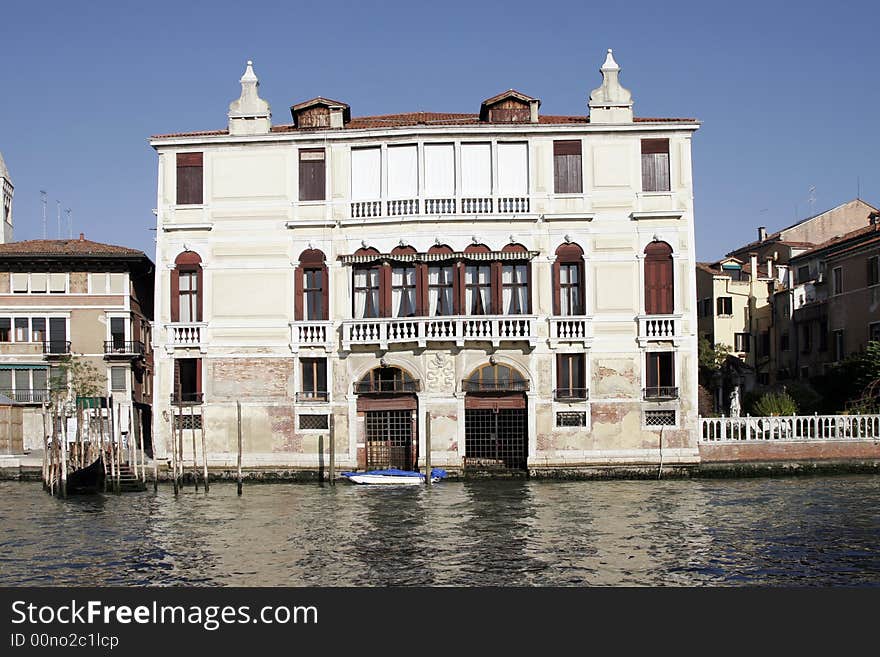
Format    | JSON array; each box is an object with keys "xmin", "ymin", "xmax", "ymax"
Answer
[{"xmin": 426, "ymin": 352, "xmax": 455, "ymax": 392}]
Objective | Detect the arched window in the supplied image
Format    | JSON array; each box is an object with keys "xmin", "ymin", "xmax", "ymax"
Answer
[
  {"xmin": 294, "ymin": 249, "xmax": 328, "ymax": 321},
  {"xmin": 463, "ymin": 363, "xmax": 528, "ymax": 392},
  {"xmin": 644, "ymin": 241, "xmax": 674, "ymax": 315},
  {"xmin": 171, "ymin": 251, "xmax": 202, "ymax": 322},
  {"xmin": 355, "ymin": 366, "xmax": 418, "ymax": 394},
  {"xmin": 501, "ymin": 244, "xmax": 530, "ymax": 315},
  {"xmin": 352, "ymin": 247, "xmax": 382, "ymax": 319},
  {"xmin": 464, "ymin": 244, "xmax": 492, "ymax": 315},
  {"xmin": 390, "ymin": 246, "xmax": 417, "ymax": 318},
  {"xmin": 553, "ymin": 243, "xmax": 585, "ymax": 316}
]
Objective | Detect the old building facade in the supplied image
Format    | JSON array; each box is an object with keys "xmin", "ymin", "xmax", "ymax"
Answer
[
  {"xmin": 0, "ymin": 150, "xmax": 14, "ymax": 243},
  {"xmin": 150, "ymin": 52, "xmax": 701, "ymax": 474},
  {"xmin": 0, "ymin": 237, "xmax": 155, "ymax": 452}
]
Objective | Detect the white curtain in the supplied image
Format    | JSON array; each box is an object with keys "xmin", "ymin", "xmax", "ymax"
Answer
[
  {"xmin": 424, "ymin": 144, "xmax": 455, "ymax": 196},
  {"xmin": 429, "ymin": 267, "xmax": 453, "ymax": 316},
  {"xmin": 179, "ymin": 273, "xmax": 192, "ymax": 322},
  {"xmin": 353, "ymin": 269, "xmax": 378, "ymax": 318},
  {"xmin": 460, "ymin": 143, "xmax": 491, "ymax": 196},
  {"xmin": 392, "ymin": 268, "xmax": 416, "ymax": 317},
  {"xmin": 502, "ymin": 265, "xmax": 528, "ymax": 314},
  {"xmin": 497, "ymin": 142, "xmax": 528, "ymax": 195},
  {"xmin": 388, "ymin": 145, "xmax": 418, "ymax": 198},
  {"xmin": 560, "ymin": 265, "xmax": 579, "ymax": 316},
  {"xmin": 49, "ymin": 273, "xmax": 67, "ymax": 293},
  {"xmin": 30, "ymin": 273, "xmax": 47, "ymax": 293},
  {"xmin": 351, "ymin": 147, "xmax": 381, "ymax": 200},
  {"xmin": 11, "ymin": 273, "xmax": 29, "ymax": 293},
  {"xmin": 466, "ymin": 266, "xmax": 491, "ymax": 315}
]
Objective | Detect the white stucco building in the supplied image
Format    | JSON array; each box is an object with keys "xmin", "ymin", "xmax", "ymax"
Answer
[
  {"xmin": 149, "ymin": 51, "xmax": 701, "ymax": 475},
  {"xmin": 0, "ymin": 150, "xmax": 13, "ymax": 243}
]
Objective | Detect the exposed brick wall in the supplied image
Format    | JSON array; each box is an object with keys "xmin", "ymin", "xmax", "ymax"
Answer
[
  {"xmin": 700, "ymin": 441, "xmax": 880, "ymax": 463},
  {"xmin": 210, "ymin": 359, "xmax": 293, "ymax": 401}
]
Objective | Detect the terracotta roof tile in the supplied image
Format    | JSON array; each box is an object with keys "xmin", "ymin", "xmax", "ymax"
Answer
[
  {"xmin": 792, "ymin": 223, "xmax": 880, "ymax": 260},
  {"xmin": 0, "ymin": 238, "xmax": 146, "ymax": 258}
]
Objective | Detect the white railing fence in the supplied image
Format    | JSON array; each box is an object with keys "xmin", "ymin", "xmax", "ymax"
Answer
[
  {"xmin": 700, "ymin": 414, "xmax": 880, "ymax": 442},
  {"xmin": 167, "ymin": 323, "xmax": 205, "ymax": 347},
  {"xmin": 342, "ymin": 315, "xmax": 537, "ymax": 349}
]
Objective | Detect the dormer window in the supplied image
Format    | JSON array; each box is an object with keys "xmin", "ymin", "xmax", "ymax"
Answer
[
  {"xmin": 290, "ymin": 97, "xmax": 351, "ymax": 129},
  {"xmin": 479, "ymin": 90, "xmax": 540, "ymax": 123}
]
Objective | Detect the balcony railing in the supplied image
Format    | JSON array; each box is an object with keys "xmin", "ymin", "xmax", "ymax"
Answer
[
  {"xmin": 549, "ymin": 316, "xmax": 592, "ymax": 347},
  {"xmin": 166, "ymin": 323, "xmax": 205, "ymax": 348},
  {"xmin": 170, "ymin": 391, "xmax": 204, "ymax": 405},
  {"xmin": 553, "ymin": 388, "xmax": 589, "ymax": 401},
  {"xmin": 103, "ymin": 340, "xmax": 146, "ymax": 357},
  {"xmin": 342, "ymin": 315, "xmax": 537, "ymax": 350},
  {"xmin": 637, "ymin": 314, "xmax": 681, "ymax": 345},
  {"xmin": 461, "ymin": 379, "xmax": 530, "ymax": 393},
  {"xmin": 43, "ymin": 340, "xmax": 71, "ymax": 356},
  {"xmin": 351, "ymin": 200, "xmax": 382, "ymax": 218},
  {"xmin": 643, "ymin": 386, "xmax": 679, "ymax": 401},
  {"xmin": 353, "ymin": 379, "xmax": 421, "ymax": 394},
  {"xmin": 387, "ymin": 199, "xmax": 419, "ymax": 216},
  {"xmin": 290, "ymin": 321, "xmax": 334, "ymax": 352},
  {"xmin": 296, "ymin": 391, "xmax": 329, "ymax": 403},
  {"xmin": 0, "ymin": 389, "xmax": 49, "ymax": 404}
]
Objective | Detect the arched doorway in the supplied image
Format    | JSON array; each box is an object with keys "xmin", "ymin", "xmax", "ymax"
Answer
[
  {"xmin": 463, "ymin": 363, "xmax": 529, "ymax": 470},
  {"xmin": 355, "ymin": 366, "xmax": 420, "ymax": 470}
]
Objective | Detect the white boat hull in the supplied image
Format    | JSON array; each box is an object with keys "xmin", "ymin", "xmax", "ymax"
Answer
[{"xmin": 344, "ymin": 474, "xmax": 438, "ymax": 485}]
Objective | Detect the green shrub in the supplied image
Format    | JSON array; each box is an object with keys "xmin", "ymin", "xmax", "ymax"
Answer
[{"xmin": 752, "ymin": 391, "xmax": 798, "ymax": 416}]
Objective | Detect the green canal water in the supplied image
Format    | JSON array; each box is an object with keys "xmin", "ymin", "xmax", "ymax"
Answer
[{"xmin": 1, "ymin": 476, "xmax": 879, "ymax": 586}]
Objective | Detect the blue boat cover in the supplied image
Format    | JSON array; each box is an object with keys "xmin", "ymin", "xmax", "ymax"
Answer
[{"xmin": 340, "ymin": 468, "xmax": 448, "ymax": 479}]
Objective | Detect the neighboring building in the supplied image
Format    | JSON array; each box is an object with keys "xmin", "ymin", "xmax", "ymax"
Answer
[
  {"xmin": 0, "ymin": 150, "xmax": 14, "ymax": 243},
  {"xmin": 0, "ymin": 236, "xmax": 155, "ymax": 452},
  {"xmin": 788, "ymin": 212, "xmax": 880, "ymax": 380},
  {"xmin": 149, "ymin": 51, "xmax": 701, "ymax": 475}
]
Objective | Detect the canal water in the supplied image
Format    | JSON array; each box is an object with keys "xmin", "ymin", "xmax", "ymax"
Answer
[{"xmin": 1, "ymin": 476, "xmax": 879, "ymax": 586}]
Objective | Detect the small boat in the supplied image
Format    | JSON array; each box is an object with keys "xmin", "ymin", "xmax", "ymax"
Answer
[
  {"xmin": 341, "ymin": 468, "xmax": 448, "ymax": 485},
  {"xmin": 66, "ymin": 457, "xmax": 106, "ymax": 494}
]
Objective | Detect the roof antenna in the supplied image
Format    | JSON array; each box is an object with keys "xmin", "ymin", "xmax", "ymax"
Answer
[
  {"xmin": 56, "ymin": 200, "xmax": 61, "ymax": 239},
  {"xmin": 40, "ymin": 191, "xmax": 47, "ymax": 239},
  {"xmin": 857, "ymin": 176, "xmax": 861, "ymax": 200},
  {"xmin": 808, "ymin": 185, "xmax": 816, "ymax": 216},
  {"xmin": 65, "ymin": 208, "xmax": 72, "ymax": 239}
]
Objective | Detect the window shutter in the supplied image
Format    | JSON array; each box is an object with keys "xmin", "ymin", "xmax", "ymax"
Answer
[
  {"xmin": 351, "ymin": 147, "xmax": 381, "ymax": 200},
  {"xmin": 641, "ymin": 140, "xmax": 670, "ymax": 192},
  {"xmin": 170, "ymin": 268, "xmax": 180, "ymax": 322},
  {"xmin": 320, "ymin": 264, "xmax": 329, "ymax": 321},
  {"xmin": 424, "ymin": 144, "xmax": 455, "ymax": 196},
  {"xmin": 553, "ymin": 140, "xmax": 582, "ymax": 194},
  {"xmin": 176, "ymin": 152, "xmax": 203, "ymax": 205},
  {"xmin": 497, "ymin": 142, "xmax": 528, "ymax": 195},
  {"xmin": 11, "ymin": 273, "xmax": 29, "ymax": 292},
  {"xmin": 195, "ymin": 358, "xmax": 202, "ymax": 394},
  {"xmin": 49, "ymin": 273, "xmax": 67, "ymax": 293},
  {"xmin": 417, "ymin": 264, "xmax": 428, "ymax": 316},
  {"xmin": 195, "ymin": 267, "xmax": 203, "ymax": 322},
  {"xmin": 30, "ymin": 273, "xmax": 47, "ymax": 292},
  {"xmin": 552, "ymin": 260, "xmax": 561, "ymax": 315},
  {"xmin": 299, "ymin": 149, "xmax": 326, "ymax": 201},
  {"xmin": 387, "ymin": 145, "xmax": 418, "ymax": 199},
  {"xmin": 380, "ymin": 265, "xmax": 392, "ymax": 318},
  {"xmin": 644, "ymin": 242, "xmax": 673, "ymax": 315},
  {"xmin": 460, "ymin": 143, "xmax": 492, "ymax": 196},
  {"xmin": 294, "ymin": 266, "xmax": 304, "ymax": 321}
]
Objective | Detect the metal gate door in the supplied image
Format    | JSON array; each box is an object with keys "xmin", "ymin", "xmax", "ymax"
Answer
[
  {"xmin": 464, "ymin": 408, "xmax": 527, "ymax": 470},
  {"xmin": 365, "ymin": 410, "xmax": 414, "ymax": 470}
]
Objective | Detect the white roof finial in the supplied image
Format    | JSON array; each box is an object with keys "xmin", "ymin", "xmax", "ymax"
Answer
[
  {"xmin": 228, "ymin": 59, "xmax": 271, "ymax": 134},
  {"xmin": 589, "ymin": 48, "xmax": 633, "ymax": 123},
  {"xmin": 602, "ymin": 48, "xmax": 619, "ymax": 70}
]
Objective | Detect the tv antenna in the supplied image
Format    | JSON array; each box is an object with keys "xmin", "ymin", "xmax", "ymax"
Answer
[
  {"xmin": 65, "ymin": 208, "xmax": 72, "ymax": 238},
  {"xmin": 808, "ymin": 185, "xmax": 816, "ymax": 216},
  {"xmin": 56, "ymin": 201, "xmax": 61, "ymax": 238},
  {"xmin": 40, "ymin": 191, "xmax": 47, "ymax": 238}
]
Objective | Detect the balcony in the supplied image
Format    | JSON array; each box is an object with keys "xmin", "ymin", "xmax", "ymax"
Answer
[
  {"xmin": 643, "ymin": 386, "xmax": 679, "ymax": 401},
  {"xmin": 43, "ymin": 341, "xmax": 71, "ymax": 357},
  {"xmin": 345, "ymin": 196, "xmax": 533, "ymax": 223},
  {"xmin": 166, "ymin": 323, "xmax": 206, "ymax": 350},
  {"xmin": 289, "ymin": 321, "xmax": 334, "ymax": 352},
  {"xmin": 0, "ymin": 389, "xmax": 49, "ymax": 404},
  {"xmin": 461, "ymin": 379, "xmax": 530, "ymax": 393},
  {"xmin": 353, "ymin": 379, "xmax": 421, "ymax": 394},
  {"xmin": 296, "ymin": 391, "xmax": 329, "ymax": 403},
  {"xmin": 637, "ymin": 314, "xmax": 682, "ymax": 346},
  {"xmin": 342, "ymin": 315, "xmax": 538, "ymax": 350},
  {"xmin": 553, "ymin": 388, "xmax": 589, "ymax": 402},
  {"xmin": 103, "ymin": 340, "xmax": 146, "ymax": 359},
  {"xmin": 170, "ymin": 391, "xmax": 204, "ymax": 405},
  {"xmin": 548, "ymin": 316, "xmax": 593, "ymax": 348}
]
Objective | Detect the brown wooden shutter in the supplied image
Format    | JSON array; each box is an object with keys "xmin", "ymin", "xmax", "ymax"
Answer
[
  {"xmin": 195, "ymin": 267, "xmax": 203, "ymax": 322},
  {"xmin": 526, "ymin": 261, "xmax": 533, "ymax": 314},
  {"xmin": 176, "ymin": 152, "xmax": 203, "ymax": 205},
  {"xmin": 416, "ymin": 263, "xmax": 427, "ymax": 316},
  {"xmin": 299, "ymin": 149, "xmax": 326, "ymax": 201},
  {"xmin": 644, "ymin": 242, "xmax": 673, "ymax": 315},
  {"xmin": 195, "ymin": 358, "xmax": 202, "ymax": 394},
  {"xmin": 553, "ymin": 140, "xmax": 583, "ymax": 194},
  {"xmin": 578, "ymin": 261, "xmax": 586, "ymax": 315},
  {"xmin": 380, "ymin": 264, "xmax": 391, "ymax": 318},
  {"xmin": 173, "ymin": 359, "xmax": 180, "ymax": 396},
  {"xmin": 491, "ymin": 261, "xmax": 503, "ymax": 315},
  {"xmin": 320, "ymin": 264, "xmax": 329, "ymax": 320},
  {"xmin": 455, "ymin": 262, "xmax": 465, "ymax": 315},
  {"xmin": 552, "ymin": 260, "xmax": 561, "ymax": 315},
  {"xmin": 294, "ymin": 265, "xmax": 304, "ymax": 321},
  {"xmin": 170, "ymin": 268, "xmax": 180, "ymax": 322}
]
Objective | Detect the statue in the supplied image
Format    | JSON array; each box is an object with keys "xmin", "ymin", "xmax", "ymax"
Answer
[{"xmin": 729, "ymin": 385, "xmax": 741, "ymax": 418}]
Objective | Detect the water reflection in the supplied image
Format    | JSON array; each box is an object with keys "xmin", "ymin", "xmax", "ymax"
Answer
[{"xmin": 1, "ymin": 476, "xmax": 879, "ymax": 586}]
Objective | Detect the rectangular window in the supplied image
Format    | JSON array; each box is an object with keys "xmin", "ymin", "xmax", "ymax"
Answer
[
  {"xmin": 502, "ymin": 264, "xmax": 529, "ymax": 315},
  {"xmin": 31, "ymin": 318, "xmax": 46, "ymax": 343},
  {"xmin": 304, "ymin": 269, "xmax": 324, "ymax": 320},
  {"xmin": 353, "ymin": 267, "xmax": 380, "ymax": 319},
  {"xmin": 14, "ymin": 318, "xmax": 28, "ymax": 343},
  {"xmin": 299, "ymin": 414, "xmax": 329, "ymax": 430},
  {"xmin": 173, "ymin": 358, "xmax": 201, "ymax": 403},
  {"xmin": 734, "ymin": 333, "xmax": 750, "ymax": 353},
  {"xmin": 800, "ymin": 324, "xmax": 812, "ymax": 353},
  {"xmin": 556, "ymin": 411, "xmax": 587, "ymax": 427},
  {"xmin": 428, "ymin": 266, "xmax": 455, "ymax": 316},
  {"xmin": 496, "ymin": 142, "xmax": 528, "ymax": 196},
  {"xmin": 89, "ymin": 273, "xmax": 107, "ymax": 294},
  {"xmin": 797, "ymin": 265, "xmax": 811, "ymax": 284},
  {"xmin": 832, "ymin": 266, "xmax": 842, "ymax": 295},
  {"xmin": 560, "ymin": 264, "xmax": 583, "ymax": 316},
  {"xmin": 818, "ymin": 321, "xmax": 828, "ymax": 352},
  {"xmin": 645, "ymin": 410, "xmax": 676, "ymax": 426},
  {"xmin": 465, "ymin": 265, "xmax": 492, "ymax": 315},
  {"xmin": 387, "ymin": 145, "xmax": 418, "ymax": 199},
  {"xmin": 780, "ymin": 331, "xmax": 790, "ymax": 352},
  {"xmin": 109, "ymin": 273, "xmax": 126, "ymax": 294},
  {"xmin": 11, "ymin": 273, "xmax": 28, "ymax": 293},
  {"xmin": 49, "ymin": 273, "xmax": 66, "ymax": 293},
  {"xmin": 553, "ymin": 140, "xmax": 582, "ymax": 194},
  {"xmin": 351, "ymin": 147, "xmax": 381, "ymax": 201},
  {"xmin": 424, "ymin": 144, "xmax": 455, "ymax": 197},
  {"xmin": 556, "ymin": 354, "xmax": 586, "ymax": 400},
  {"xmin": 870, "ymin": 322, "xmax": 880, "ymax": 343},
  {"xmin": 392, "ymin": 267, "xmax": 417, "ymax": 318},
  {"xmin": 868, "ymin": 256, "xmax": 880, "ymax": 287},
  {"xmin": 0, "ymin": 318, "xmax": 10, "ymax": 342},
  {"xmin": 641, "ymin": 139, "xmax": 670, "ymax": 192},
  {"xmin": 110, "ymin": 366, "xmax": 127, "ymax": 392},
  {"xmin": 716, "ymin": 297, "xmax": 733, "ymax": 316},
  {"xmin": 300, "ymin": 358, "xmax": 328, "ymax": 402},
  {"xmin": 176, "ymin": 152, "xmax": 203, "ymax": 205},
  {"xmin": 178, "ymin": 271, "xmax": 198, "ymax": 323},
  {"xmin": 460, "ymin": 143, "xmax": 492, "ymax": 196},
  {"xmin": 31, "ymin": 273, "xmax": 47, "ymax": 293},
  {"xmin": 32, "ymin": 369, "xmax": 47, "ymax": 401},
  {"xmin": 299, "ymin": 148, "xmax": 326, "ymax": 201},
  {"xmin": 833, "ymin": 330, "xmax": 845, "ymax": 362},
  {"xmin": 645, "ymin": 352, "xmax": 675, "ymax": 398},
  {"xmin": 110, "ymin": 317, "xmax": 126, "ymax": 349}
]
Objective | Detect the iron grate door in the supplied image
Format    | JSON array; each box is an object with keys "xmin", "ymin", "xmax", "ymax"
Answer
[
  {"xmin": 365, "ymin": 410, "xmax": 414, "ymax": 470},
  {"xmin": 465, "ymin": 408, "xmax": 527, "ymax": 470}
]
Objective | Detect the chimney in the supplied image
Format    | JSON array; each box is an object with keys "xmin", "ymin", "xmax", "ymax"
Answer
[
  {"xmin": 228, "ymin": 60, "xmax": 271, "ymax": 136},
  {"xmin": 588, "ymin": 49, "xmax": 634, "ymax": 124},
  {"xmin": 749, "ymin": 252, "xmax": 758, "ymax": 280},
  {"xmin": 79, "ymin": 232, "xmax": 84, "ymax": 241},
  {"xmin": 766, "ymin": 256, "xmax": 773, "ymax": 280},
  {"xmin": 758, "ymin": 226, "xmax": 767, "ymax": 242}
]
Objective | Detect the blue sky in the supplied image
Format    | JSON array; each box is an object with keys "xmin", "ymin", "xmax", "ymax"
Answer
[{"xmin": 2, "ymin": 0, "xmax": 879, "ymax": 261}]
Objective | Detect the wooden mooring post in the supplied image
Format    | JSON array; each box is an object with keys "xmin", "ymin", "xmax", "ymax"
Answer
[
  {"xmin": 425, "ymin": 409, "xmax": 431, "ymax": 487},
  {"xmin": 59, "ymin": 404, "xmax": 68, "ymax": 498},
  {"xmin": 328, "ymin": 414, "xmax": 335, "ymax": 486},
  {"xmin": 190, "ymin": 404, "xmax": 198, "ymax": 490},
  {"xmin": 41, "ymin": 404, "xmax": 49, "ymax": 491},
  {"xmin": 200, "ymin": 406, "xmax": 209, "ymax": 493},
  {"xmin": 171, "ymin": 390, "xmax": 179, "ymax": 496},
  {"xmin": 236, "ymin": 401, "xmax": 243, "ymax": 496}
]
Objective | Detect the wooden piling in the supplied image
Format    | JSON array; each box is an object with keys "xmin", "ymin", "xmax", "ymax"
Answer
[
  {"xmin": 41, "ymin": 405, "xmax": 48, "ymax": 491},
  {"xmin": 98, "ymin": 398, "xmax": 107, "ymax": 493},
  {"xmin": 190, "ymin": 404, "xmax": 198, "ymax": 490},
  {"xmin": 328, "ymin": 414, "xmax": 335, "ymax": 486},
  {"xmin": 236, "ymin": 401, "xmax": 242, "ymax": 496},
  {"xmin": 425, "ymin": 409, "xmax": 431, "ymax": 487},
  {"xmin": 200, "ymin": 407, "xmax": 208, "ymax": 493},
  {"xmin": 59, "ymin": 404, "xmax": 68, "ymax": 498},
  {"xmin": 171, "ymin": 392, "xmax": 179, "ymax": 496},
  {"xmin": 110, "ymin": 396, "xmax": 120, "ymax": 494}
]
